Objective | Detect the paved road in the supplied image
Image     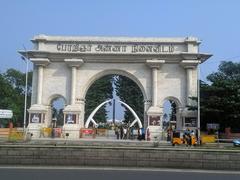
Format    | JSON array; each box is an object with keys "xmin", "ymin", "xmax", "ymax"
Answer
[{"xmin": 0, "ymin": 167, "xmax": 240, "ymax": 180}]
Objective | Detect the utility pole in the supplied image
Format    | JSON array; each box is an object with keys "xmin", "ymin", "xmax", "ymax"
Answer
[
  {"xmin": 197, "ymin": 60, "xmax": 201, "ymax": 144},
  {"xmin": 22, "ymin": 45, "xmax": 29, "ymax": 132},
  {"xmin": 113, "ymin": 99, "xmax": 116, "ymax": 124}
]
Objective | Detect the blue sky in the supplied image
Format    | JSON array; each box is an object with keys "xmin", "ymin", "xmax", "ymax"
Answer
[
  {"xmin": 1, "ymin": 0, "xmax": 240, "ymax": 80},
  {"xmin": 1, "ymin": 0, "xmax": 240, "ymax": 119}
]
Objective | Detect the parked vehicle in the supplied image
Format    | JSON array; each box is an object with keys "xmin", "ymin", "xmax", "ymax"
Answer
[
  {"xmin": 233, "ymin": 139, "xmax": 240, "ymax": 147},
  {"xmin": 172, "ymin": 130, "xmax": 197, "ymax": 146}
]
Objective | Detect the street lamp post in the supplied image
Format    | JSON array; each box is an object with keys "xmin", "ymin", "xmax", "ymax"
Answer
[
  {"xmin": 21, "ymin": 46, "xmax": 29, "ymax": 131},
  {"xmin": 197, "ymin": 60, "xmax": 201, "ymax": 144}
]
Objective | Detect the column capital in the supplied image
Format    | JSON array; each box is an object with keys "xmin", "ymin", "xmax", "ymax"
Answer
[
  {"xmin": 180, "ymin": 60, "xmax": 200, "ymax": 69},
  {"xmin": 30, "ymin": 58, "xmax": 50, "ymax": 66},
  {"xmin": 146, "ymin": 59, "xmax": 165, "ymax": 69},
  {"xmin": 64, "ymin": 58, "xmax": 84, "ymax": 67}
]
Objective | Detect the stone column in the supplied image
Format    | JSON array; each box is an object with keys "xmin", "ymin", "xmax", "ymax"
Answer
[
  {"xmin": 78, "ymin": 98, "xmax": 86, "ymax": 128},
  {"xmin": 71, "ymin": 66, "xmax": 77, "ymax": 105},
  {"xmin": 29, "ymin": 58, "xmax": 49, "ymax": 105},
  {"xmin": 186, "ymin": 68, "xmax": 193, "ymax": 105},
  {"xmin": 64, "ymin": 59, "xmax": 84, "ymax": 105},
  {"xmin": 63, "ymin": 59, "xmax": 84, "ymax": 139},
  {"xmin": 144, "ymin": 100, "xmax": 151, "ymax": 128},
  {"xmin": 27, "ymin": 58, "xmax": 49, "ymax": 138},
  {"xmin": 37, "ymin": 65, "xmax": 43, "ymax": 104},
  {"xmin": 180, "ymin": 60, "xmax": 199, "ymax": 106},
  {"xmin": 145, "ymin": 60, "xmax": 165, "ymax": 141},
  {"xmin": 152, "ymin": 67, "xmax": 158, "ymax": 107},
  {"xmin": 146, "ymin": 59, "xmax": 165, "ymax": 107},
  {"xmin": 180, "ymin": 60, "xmax": 199, "ymax": 131}
]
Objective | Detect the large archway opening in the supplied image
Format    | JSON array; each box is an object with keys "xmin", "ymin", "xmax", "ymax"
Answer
[
  {"xmin": 162, "ymin": 97, "xmax": 180, "ymax": 141},
  {"xmin": 84, "ymin": 74, "xmax": 144, "ymax": 139},
  {"xmin": 50, "ymin": 97, "xmax": 65, "ymax": 128}
]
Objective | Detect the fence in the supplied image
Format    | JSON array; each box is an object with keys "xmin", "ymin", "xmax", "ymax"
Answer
[
  {"xmin": 0, "ymin": 128, "xmax": 24, "ymax": 141},
  {"xmin": 24, "ymin": 128, "xmax": 145, "ymax": 140}
]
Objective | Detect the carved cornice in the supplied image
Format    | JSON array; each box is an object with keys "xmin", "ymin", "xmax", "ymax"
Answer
[
  {"xmin": 64, "ymin": 59, "xmax": 84, "ymax": 67},
  {"xmin": 146, "ymin": 59, "xmax": 165, "ymax": 68},
  {"xmin": 31, "ymin": 35, "xmax": 193, "ymax": 44},
  {"xmin": 181, "ymin": 52, "xmax": 212, "ymax": 63},
  {"xmin": 180, "ymin": 60, "xmax": 201, "ymax": 69},
  {"xmin": 29, "ymin": 58, "xmax": 50, "ymax": 66},
  {"xmin": 19, "ymin": 51, "xmax": 212, "ymax": 64}
]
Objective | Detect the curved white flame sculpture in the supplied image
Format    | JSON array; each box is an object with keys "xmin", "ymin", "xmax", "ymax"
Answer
[
  {"xmin": 85, "ymin": 99, "xmax": 111, "ymax": 128},
  {"xmin": 85, "ymin": 99, "xmax": 143, "ymax": 128},
  {"xmin": 118, "ymin": 100, "xmax": 143, "ymax": 128}
]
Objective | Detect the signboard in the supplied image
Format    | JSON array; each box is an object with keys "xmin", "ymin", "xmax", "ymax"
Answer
[
  {"xmin": 56, "ymin": 43, "xmax": 176, "ymax": 54},
  {"xmin": 30, "ymin": 113, "xmax": 41, "ymax": 123},
  {"xmin": 82, "ymin": 129, "xmax": 94, "ymax": 135},
  {"xmin": 65, "ymin": 114, "xmax": 76, "ymax": 124},
  {"xmin": 149, "ymin": 116, "xmax": 161, "ymax": 126},
  {"xmin": 0, "ymin": 109, "xmax": 13, "ymax": 119},
  {"xmin": 80, "ymin": 128, "xmax": 95, "ymax": 138}
]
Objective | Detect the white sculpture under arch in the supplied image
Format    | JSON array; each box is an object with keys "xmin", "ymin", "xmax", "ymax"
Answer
[
  {"xmin": 85, "ymin": 99, "xmax": 143, "ymax": 128},
  {"xmin": 85, "ymin": 99, "xmax": 111, "ymax": 128},
  {"xmin": 118, "ymin": 100, "xmax": 142, "ymax": 128}
]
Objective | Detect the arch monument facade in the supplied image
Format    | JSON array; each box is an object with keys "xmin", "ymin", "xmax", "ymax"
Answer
[{"xmin": 19, "ymin": 35, "xmax": 212, "ymax": 140}]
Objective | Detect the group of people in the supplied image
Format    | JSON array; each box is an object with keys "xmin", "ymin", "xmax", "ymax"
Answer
[
  {"xmin": 114, "ymin": 125, "xmax": 145, "ymax": 140},
  {"xmin": 183, "ymin": 128, "xmax": 196, "ymax": 146}
]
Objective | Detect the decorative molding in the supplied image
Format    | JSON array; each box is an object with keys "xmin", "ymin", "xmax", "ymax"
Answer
[
  {"xmin": 32, "ymin": 35, "xmax": 196, "ymax": 43},
  {"xmin": 29, "ymin": 58, "xmax": 49, "ymax": 66},
  {"xmin": 64, "ymin": 58, "xmax": 84, "ymax": 67},
  {"xmin": 180, "ymin": 60, "xmax": 201, "ymax": 68},
  {"xmin": 146, "ymin": 59, "xmax": 165, "ymax": 68}
]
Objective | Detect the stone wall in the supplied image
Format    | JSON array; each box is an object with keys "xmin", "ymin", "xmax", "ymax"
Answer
[{"xmin": 0, "ymin": 145, "xmax": 240, "ymax": 170}]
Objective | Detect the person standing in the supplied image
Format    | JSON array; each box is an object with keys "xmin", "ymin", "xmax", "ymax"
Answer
[
  {"xmin": 123, "ymin": 127, "xmax": 127, "ymax": 139},
  {"xmin": 115, "ymin": 126, "xmax": 120, "ymax": 139},
  {"xmin": 141, "ymin": 127, "xmax": 145, "ymax": 140},
  {"xmin": 120, "ymin": 126, "xmax": 123, "ymax": 139}
]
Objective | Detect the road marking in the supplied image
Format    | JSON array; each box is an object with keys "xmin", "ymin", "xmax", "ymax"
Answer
[{"xmin": 0, "ymin": 166, "xmax": 240, "ymax": 175}]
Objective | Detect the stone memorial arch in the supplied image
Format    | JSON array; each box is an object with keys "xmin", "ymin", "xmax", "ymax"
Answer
[{"xmin": 19, "ymin": 35, "xmax": 211, "ymax": 139}]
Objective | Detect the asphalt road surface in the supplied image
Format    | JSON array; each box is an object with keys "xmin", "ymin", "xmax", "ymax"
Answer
[{"xmin": 0, "ymin": 167, "xmax": 240, "ymax": 180}]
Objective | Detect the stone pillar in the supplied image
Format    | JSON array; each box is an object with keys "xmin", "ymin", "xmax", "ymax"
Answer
[
  {"xmin": 144, "ymin": 100, "xmax": 151, "ymax": 128},
  {"xmin": 71, "ymin": 66, "xmax": 77, "ymax": 105},
  {"xmin": 180, "ymin": 60, "xmax": 199, "ymax": 106},
  {"xmin": 176, "ymin": 107, "xmax": 184, "ymax": 130},
  {"xmin": 180, "ymin": 60, "xmax": 199, "ymax": 130},
  {"xmin": 146, "ymin": 59, "xmax": 165, "ymax": 108},
  {"xmin": 145, "ymin": 59, "xmax": 165, "ymax": 141},
  {"xmin": 186, "ymin": 67, "xmax": 198, "ymax": 105},
  {"xmin": 37, "ymin": 65, "xmax": 43, "ymax": 104},
  {"xmin": 26, "ymin": 58, "xmax": 49, "ymax": 138},
  {"xmin": 78, "ymin": 99, "xmax": 85, "ymax": 128},
  {"xmin": 64, "ymin": 59, "xmax": 84, "ymax": 105},
  {"xmin": 186, "ymin": 68, "xmax": 193, "ymax": 105},
  {"xmin": 152, "ymin": 67, "xmax": 158, "ymax": 107},
  {"xmin": 63, "ymin": 59, "xmax": 84, "ymax": 139},
  {"xmin": 29, "ymin": 58, "xmax": 50, "ymax": 105}
]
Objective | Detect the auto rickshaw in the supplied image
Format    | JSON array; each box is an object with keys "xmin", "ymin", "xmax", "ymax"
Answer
[{"xmin": 172, "ymin": 130, "xmax": 197, "ymax": 146}]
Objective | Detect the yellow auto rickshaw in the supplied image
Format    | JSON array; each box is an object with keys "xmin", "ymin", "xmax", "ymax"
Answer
[{"xmin": 172, "ymin": 130, "xmax": 197, "ymax": 146}]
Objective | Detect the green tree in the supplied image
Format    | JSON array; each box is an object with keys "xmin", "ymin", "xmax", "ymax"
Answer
[
  {"xmin": 201, "ymin": 61, "xmax": 240, "ymax": 131},
  {"xmin": 169, "ymin": 100, "xmax": 177, "ymax": 121},
  {"xmin": 114, "ymin": 75, "xmax": 144, "ymax": 124},
  {"xmin": 85, "ymin": 75, "xmax": 113, "ymax": 123},
  {"xmin": 57, "ymin": 108, "xmax": 64, "ymax": 126},
  {"xmin": 0, "ymin": 69, "xmax": 32, "ymax": 126}
]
